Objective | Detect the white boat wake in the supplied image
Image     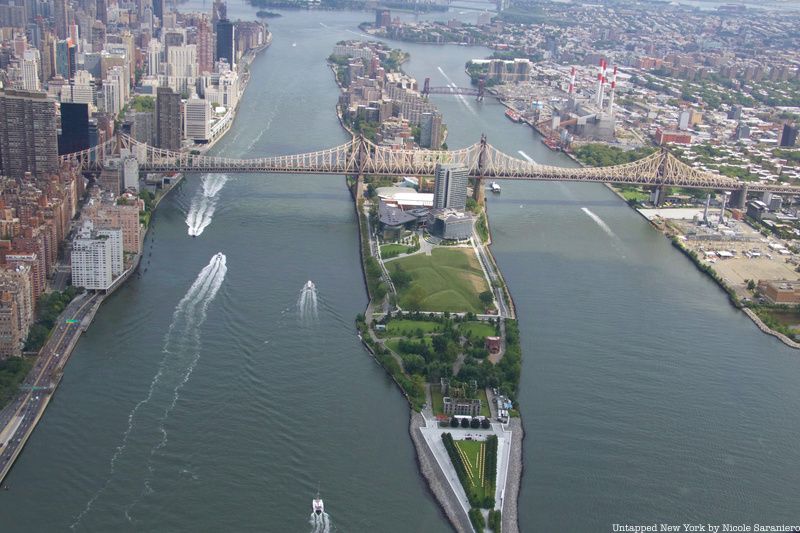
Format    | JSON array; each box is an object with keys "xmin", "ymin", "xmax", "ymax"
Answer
[
  {"xmin": 438, "ymin": 67, "xmax": 479, "ymax": 116},
  {"xmin": 518, "ymin": 150, "xmax": 536, "ymax": 164},
  {"xmin": 309, "ymin": 512, "xmax": 331, "ymax": 533},
  {"xmin": 186, "ymin": 174, "xmax": 229, "ymax": 237},
  {"xmin": 581, "ymin": 207, "xmax": 619, "ymax": 240},
  {"xmin": 71, "ymin": 254, "xmax": 228, "ymax": 529},
  {"xmin": 298, "ymin": 280, "xmax": 319, "ymax": 323}
]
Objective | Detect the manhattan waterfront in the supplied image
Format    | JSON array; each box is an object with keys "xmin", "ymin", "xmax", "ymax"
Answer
[{"xmin": 0, "ymin": 7, "xmax": 799, "ymax": 533}]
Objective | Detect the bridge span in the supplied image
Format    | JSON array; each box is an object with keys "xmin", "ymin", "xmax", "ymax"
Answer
[{"xmin": 60, "ymin": 133, "xmax": 800, "ymax": 196}]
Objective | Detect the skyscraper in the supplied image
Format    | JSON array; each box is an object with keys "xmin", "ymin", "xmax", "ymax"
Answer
[
  {"xmin": 21, "ymin": 49, "xmax": 41, "ymax": 91},
  {"xmin": 420, "ymin": 112, "xmax": 443, "ymax": 149},
  {"xmin": 53, "ymin": 0, "xmax": 69, "ymax": 39},
  {"xmin": 0, "ymin": 89, "xmax": 59, "ymax": 178},
  {"xmin": 215, "ymin": 18, "xmax": 235, "ymax": 68},
  {"xmin": 58, "ymin": 102, "xmax": 90, "ymax": 155},
  {"xmin": 197, "ymin": 16, "xmax": 214, "ymax": 74},
  {"xmin": 155, "ymin": 86, "xmax": 181, "ymax": 150},
  {"xmin": 433, "ymin": 164, "xmax": 469, "ymax": 211},
  {"xmin": 780, "ymin": 123, "xmax": 798, "ymax": 147}
]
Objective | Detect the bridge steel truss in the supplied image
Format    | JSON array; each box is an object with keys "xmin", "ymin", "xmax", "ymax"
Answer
[{"xmin": 58, "ymin": 134, "xmax": 800, "ymax": 195}]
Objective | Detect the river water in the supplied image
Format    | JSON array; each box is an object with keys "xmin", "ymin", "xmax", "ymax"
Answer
[{"xmin": 1, "ymin": 7, "xmax": 799, "ymax": 533}]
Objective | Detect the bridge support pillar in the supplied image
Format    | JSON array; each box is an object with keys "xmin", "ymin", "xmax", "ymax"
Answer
[
  {"xmin": 731, "ymin": 186, "xmax": 748, "ymax": 209},
  {"xmin": 652, "ymin": 185, "xmax": 666, "ymax": 207},
  {"xmin": 473, "ymin": 178, "xmax": 485, "ymax": 205}
]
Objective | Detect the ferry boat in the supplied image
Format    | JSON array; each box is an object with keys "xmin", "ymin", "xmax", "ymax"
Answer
[
  {"xmin": 504, "ymin": 108, "xmax": 521, "ymax": 123},
  {"xmin": 312, "ymin": 493, "xmax": 324, "ymax": 515},
  {"xmin": 490, "ymin": 181, "xmax": 501, "ymax": 193}
]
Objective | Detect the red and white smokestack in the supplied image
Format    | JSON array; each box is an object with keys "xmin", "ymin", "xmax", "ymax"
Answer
[
  {"xmin": 568, "ymin": 66, "xmax": 576, "ymax": 94},
  {"xmin": 596, "ymin": 59, "xmax": 604, "ymax": 105},
  {"xmin": 608, "ymin": 65, "xmax": 618, "ymax": 113}
]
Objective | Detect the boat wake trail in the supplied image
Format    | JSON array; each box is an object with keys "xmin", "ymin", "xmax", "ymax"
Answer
[
  {"xmin": 186, "ymin": 174, "xmax": 229, "ymax": 237},
  {"xmin": 309, "ymin": 512, "xmax": 331, "ymax": 533},
  {"xmin": 298, "ymin": 280, "xmax": 319, "ymax": 323},
  {"xmin": 581, "ymin": 207, "xmax": 619, "ymax": 240},
  {"xmin": 518, "ymin": 150, "xmax": 536, "ymax": 164},
  {"xmin": 437, "ymin": 67, "xmax": 479, "ymax": 117},
  {"xmin": 70, "ymin": 254, "xmax": 228, "ymax": 530}
]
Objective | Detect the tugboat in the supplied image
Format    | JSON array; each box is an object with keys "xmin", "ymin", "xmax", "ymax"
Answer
[
  {"xmin": 490, "ymin": 181, "xmax": 501, "ymax": 193},
  {"xmin": 312, "ymin": 492, "xmax": 324, "ymax": 516}
]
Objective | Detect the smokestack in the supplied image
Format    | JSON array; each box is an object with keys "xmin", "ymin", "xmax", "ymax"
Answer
[
  {"xmin": 720, "ymin": 192, "xmax": 730, "ymax": 225},
  {"xmin": 703, "ymin": 193, "xmax": 711, "ymax": 224},
  {"xmin": 608, "ymin": 65, "xmax": 618, "ymax": 114},
  {"xmin": 596, "ymin": 59, "xmax": 604, "ymax": 105},
  {"xmin": 568, "ymin": 66, "xmax": 576, "ymax": 95}
]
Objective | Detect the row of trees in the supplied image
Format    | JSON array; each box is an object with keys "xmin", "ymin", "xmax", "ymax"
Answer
[
  {"xmin": 25, "ymin": 286, "xmax": 81, "ymax": 352},
  {"xmin": 488, "ymin": 509, "xmax": 502, "ymax": 532},
  {"xmin": 450, "ymin": 417, "xmax": 492, "ymax": 429}
]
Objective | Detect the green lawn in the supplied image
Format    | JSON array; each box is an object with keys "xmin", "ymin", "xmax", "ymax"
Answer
[
  {"xmin": 455, "ymin": 439, "xmax": 493, "ymax": 502},
  {"xmin": 478, "ymin": 388, "xmax": 491, "ymax": 418},
  {"xmin": 386, "ymin": 336, "xmax": 434, "ymax": 355},
  {"xmin": 431, "ymin": 385, "xmax": 444, "ymax": 415},
  {"xmin": 388, "ymin": 248, "xmax": 490, "ymax": 313},
  {"xmin": 380, "ymin": 243, "xmax": 409, "ymax": 258},
  {"xmin": 385, "ymin": 319, "xmax": 442, "ymax": 336},
  {"xmin": 458, "ymin": 321, "xmax": 497, "ymax": 339}
]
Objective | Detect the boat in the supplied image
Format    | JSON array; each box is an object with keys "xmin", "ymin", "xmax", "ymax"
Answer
[
  {"xmin": 504, "ymin": 108, "xmax": 521, "ymax": 123},
  {"xmin": 542, "ymin": 137, "xmax": 560, "ymax": 151},
  {"xmin": 490, "ymin": 181, "xmax": 501, "ymax": 193},
  {"xmin": 312, "ymin": 493, "xmax": 324, "ymax": 515}
]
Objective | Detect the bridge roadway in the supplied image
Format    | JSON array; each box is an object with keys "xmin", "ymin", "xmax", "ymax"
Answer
[{"xmin": 61, "ymin": 134, "xmax": 800, "ymax": 195}]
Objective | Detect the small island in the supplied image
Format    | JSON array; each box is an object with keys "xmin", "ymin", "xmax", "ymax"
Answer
[{"xmin": 328, "ymin": 40, "xmax": 524, "ymax": 532}]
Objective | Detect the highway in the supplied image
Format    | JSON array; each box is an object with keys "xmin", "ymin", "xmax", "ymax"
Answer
[{"xmin": 0, "ymin": 293, "xmax": 99, "ymax": 485}]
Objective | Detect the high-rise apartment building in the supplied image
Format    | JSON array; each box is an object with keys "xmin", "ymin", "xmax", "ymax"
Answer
[
  {"xmin": 184, "ymin": 95, "xmax": 211, "ymax": 142},
  {"xmin": 167, "ymin": 44, "xmax": 197, "ymax": 95},
  {"xmin": 53, "ymin": 0, "xmax": 70, "ymax": 39},
  {"xmin": 58, "ymin": 102, "xmax": 90, "ymax": 155},
  {"xmin": 21, "ymin": 48, "xmax": 40, "ymax": 91},
  {"xmin": 420, "ymin": 112, "xmax": 443, "ymax": 149},
  {"xmin": 196, "ymin": 16, "xmax": 214, "ymax": 74},
  {"xmin": 215, "ymin": 18, "xmax": 235, "ymax": 68},
  {"xmin": 780, "ymin": 123, "xmax": 798, "ymax": 147},
  {"xmin": 155, "ymin": 86, "xmax": 181, "ymax": 150},
  {"xmin": 0, "ymin": 89, "xmax": 59, "ymax": 178},
  {"xmin": 71, "ymin": 220, "xmax": 122, "ymax": 291},
  {"xmin": 432, "ymin": 164, "xmax": 469, "ymax": 211}
]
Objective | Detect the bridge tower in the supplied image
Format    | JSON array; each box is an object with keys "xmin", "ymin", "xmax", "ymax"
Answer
[
  {"xmin": 354, "ymin": 134, "xmax": 368, "ymax": 201},
  {"xmin": 473, "ymin": 134, "xmax": 487, "ymax": 205},
  {"xmin": 422, "ymin": 77, "xmax": 431, "ymax": 97}
]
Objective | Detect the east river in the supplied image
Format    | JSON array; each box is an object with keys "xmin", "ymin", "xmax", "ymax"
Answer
[{"xmin": 1, "ymin": 7, "xmax": 800, "ymax": 532}]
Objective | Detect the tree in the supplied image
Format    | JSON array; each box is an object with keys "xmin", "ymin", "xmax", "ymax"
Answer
[
  {"xmin": 481, "ymin": 418, "xmax": 491, "ymax": 429},
  {"xmin": 470, "ymin": 417, "xmax": 480, "ymax": 429},
  {"xmin": 479, "ymin": 290, "xmax": 494, "ymax": 307},
  {"xmin": 450, "ymin": 416, "xmax": 459, "ymax": 428},
  {"xmin": 747, "ymin": 279, "xmax": 756, "ymax": 291},
  {"xmin": 460, "ymin": 417, "xmax": 470, "ymax": 428}
]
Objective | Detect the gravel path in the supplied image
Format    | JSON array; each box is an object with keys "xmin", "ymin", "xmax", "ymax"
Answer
[{"xmin": 501, "ymin": 417, "xmax": 524, "ymax": 533}]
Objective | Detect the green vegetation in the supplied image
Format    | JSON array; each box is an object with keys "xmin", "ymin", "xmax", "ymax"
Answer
[
  {"xmin": 130, "ymin": 95, "xmax": 155, "ymax": 112},
  {"xmin": 25, "ymin": 286, "xmax": 80, "ymax": 352},
  {"xmin": 476, "ymin": 212, "xmax": 489, "ymax": 243},
  {"xmin": 747, "ymin": 305, "xmax": 800, "ymax": 338},
  {"xmin": 384, "ymin": 319, "xmax": 442, "ymax": 336},
  {"xmin": 0, "ymin": 356, "xmax": 34, "ymax": 409},
  {"xmin": 442, "ymin": 432, "xmax": 496, "ymax": 508},
  {"xmin": 380, "ymin": 241, "xmax": 419, "ymax": 259},
  {"xmin": 488, "ymin": 509, "xmax": 502, "ymax": 532},
  {"xmin": 459, "ymin": 321, "xmax": 497, "ymax": 339},
  {"xmin": 572, "ymin": 143, "xmax": 657, "ymax": 167},
  {"xmin": 431, "ymin": 384, "xmax": 444, "ymax": 414},
  {"xmin": 387, "ymin": 248, "xmax": 490, "ymax": 313},
  {"xmin": 469, "ymin": 508, "xmax": 486, "ymax": 531}
]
